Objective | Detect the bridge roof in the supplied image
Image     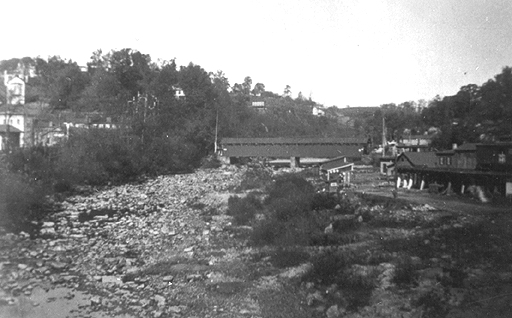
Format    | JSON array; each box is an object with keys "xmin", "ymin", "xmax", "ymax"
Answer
[{"xmin": 221, "ymin": 137, "xmax": 367, "ymax": 145}]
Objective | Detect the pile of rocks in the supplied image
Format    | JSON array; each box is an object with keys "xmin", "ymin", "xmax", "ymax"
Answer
[{"xmin": 0, "ymin": 166, "xmax": 256, "ymax": 317}]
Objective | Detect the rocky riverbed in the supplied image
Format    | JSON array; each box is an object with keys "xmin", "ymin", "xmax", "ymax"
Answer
[{"xmin": 2, "ymin": 166, "xmax": 512, "ymax": 318}]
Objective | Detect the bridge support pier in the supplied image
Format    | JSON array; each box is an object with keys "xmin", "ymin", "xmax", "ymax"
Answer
[{"xmin": 290, "ymin": 156, "xmax": 300, "ymax": 168}]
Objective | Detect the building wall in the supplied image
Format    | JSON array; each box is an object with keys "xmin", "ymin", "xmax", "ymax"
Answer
[
  {"xmin": 5, "ymin": 76, "xmax": 26, "ymax": 105},
  {"xmin": 0, "ymin": 113, "xmax": 25, "ymax": 147},
  {"xmin": 476, "ymin": 144, "xmax": 512, "ymax": 172},
  {"xmin": 222, "ymin": 144, "xmax": 362, "ymax": 159},
  {"xmin": 454, "ymin": 152, "xmax": 477, "ymax": 170}
]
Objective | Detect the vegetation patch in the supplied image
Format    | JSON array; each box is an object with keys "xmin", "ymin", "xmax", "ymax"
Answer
[{"xmin": 0, "ymin": 167, "xmax": 49, "ymax": 232}]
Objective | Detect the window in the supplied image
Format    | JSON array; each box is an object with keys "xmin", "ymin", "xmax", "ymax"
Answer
[
  {"xmin": 498, "ymin": 153, "xmax": 506, "ymax": 164},
  {"xmin": 447, "ymin": 157, "xmax": 452, "ymax": 165},
  {"xmin": 440, "ymin": 157, "xmax": 445, "ymax": 165},
  {"xmin": 12, "ymin": 83, "xmax": 22, "ymax": 95}
]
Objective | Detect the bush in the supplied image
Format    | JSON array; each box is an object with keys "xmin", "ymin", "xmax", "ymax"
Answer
[
  {"xmin": 266, "ymin": 174, "xmax": 315, "ymax": 201},
  {"xmin": 393, "ymin": 257, "xmax": 419, "ymax": 287},
  {"xmin": 311, "ymin": 192, "xmax": 339, "ymax": 210},
  {"xmin": 227, "ymin": 192, "xmax": 263, "ymax": 225},
  {"xmin": 200, "ymin": 154, "xmax": 221, "ymax": 169},
  {"xmin": 0, "ymin": 169, "xmax": 47, "ymax": 232},
  {"xmin": 303, "ymin": 252, "xmax": 350, "ymax": 284},
  {"xmin": 250, "ymin": 219, "xmax": 285, "ymax": 246},
  {"xmin": 237, "ymin": 166, "xmax": 273, "ymax": 191},
  {"xmin": 268, "ymin": 249, "xmax": 311, "ymax": 268}
]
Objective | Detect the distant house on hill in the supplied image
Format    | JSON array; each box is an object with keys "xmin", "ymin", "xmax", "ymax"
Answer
[
  {"xmin": 312, "ymin": 106, "xmax": 325, "ymax": 116},
  {"xmin": 172, "ymin": 86, "xmax": 186, "ymax": 100},
  {"xmin": 398, "ymin": 134, "xmax": 433, "ymax": 153},
  {"xmin": 249, "ymin": 96, "xmax": 266, "ymax": 112},
  {"xmin": 0, "ymin": 102, "xmax": 45, "ymax": 150}
]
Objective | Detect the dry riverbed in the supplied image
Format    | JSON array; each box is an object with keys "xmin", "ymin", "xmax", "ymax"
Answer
[{"xmin": 1, "ymin": 167, "xmax": 512, "ymax": 318}]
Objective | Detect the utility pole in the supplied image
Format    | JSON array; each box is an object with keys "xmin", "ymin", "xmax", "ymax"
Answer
[
  {"xmin": 382, "ymin": 116, "xmax": 386, "ymax": 157},
  {"xmin": 214, "ymin": 110, "xmax": 219, "ymax": 154}
]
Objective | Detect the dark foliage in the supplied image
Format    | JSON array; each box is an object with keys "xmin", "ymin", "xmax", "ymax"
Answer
[{"xmin": 227, "ymin": 192, "xmax": 263, "ymax": 225}]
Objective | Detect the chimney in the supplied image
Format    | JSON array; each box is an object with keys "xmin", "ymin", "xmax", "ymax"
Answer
[{"xmin": 452, "ymin": 143, "xmax": 458, "ymax": 150}]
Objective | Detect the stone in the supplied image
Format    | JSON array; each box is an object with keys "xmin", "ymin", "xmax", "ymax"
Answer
[
  {"xmin": 40, "ymin": 228, "xmax": 57, "ymax": 236},
  {"xmin": 17, "ymin": 264, "xmax": 28, "ymax": 270},
  {"xmin": 306, "ymin": 290, "xmax": 325, "ymax": 306},
  {"xmin": 162, "ymin": 275, "xmax": 174, "ymax": 282},
  {"xmin": 168, "ymin": 306, "xmax": 182, "ymax": 313},
  {"xmin": 90, "ymin": 296, "xmax": 102, "ymax": 305},
  {"xmin": 101, "ymin": 276, "xmax": 123, "ymax": 285},
  {"xmin": 50, "ymin": 261, "xmax": 67, "ymax": 270},
  {"xmin": 154, "ymin": 294, "xmax": 166, "ymax": 306},
  {"xmin": 326, "ymin": 305, "xmax": 340, "ymax": 318}
]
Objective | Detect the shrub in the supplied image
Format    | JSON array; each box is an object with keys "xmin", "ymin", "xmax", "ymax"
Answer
[
  {"xmin": 200, "ymin": 154, "xmax": 221, "ymax": 169},
  {"xmin": 311, "ymin": 192, "xmax": 339, "ymax": 210},
  {"xmin": 393, "ymin": 257, "xmax": 419, "ymax": 287},
  {"xmin": 266, "ymin": 174, "xmax": 315, "ymax": 201},
  {"xmin": 250, "ymin": 219, "xmax": 284, "ymax": 246},
  {"xmin": 0, "ymin": 169, "xmax": 48, "ymax": 232},
  {"xmin": 268, "ymin": 248, "xmax": 311, "ymax": 268},
  {"xmin": 237, "ymin": 167, "xmax": 273, "ymax": 191},
  {"xmin": 227, "ymin": 192, "xmax": 263, "ymax": 225},
  {"xmin": 303, "ymin": 252, "xmax": 350, "ymax": 284}
]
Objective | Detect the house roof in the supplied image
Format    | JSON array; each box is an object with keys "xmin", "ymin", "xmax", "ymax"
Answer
[
  {"xmin": 436, "ymin": 150, "xmax": 455, "ymax": 156},
  {"xmin": 397, "ymin": 143, "xmax": 429, "ymax": 148},
  {"xmin": 0, "ymin": 102, "xmax": 48, "ymax": 116},
  {"xmin": 455, "ymin": 143, "xmax": 477, "ymax": 152},
  {"xmin": 0, "ymin": 124, "xmax": 22, "ymax": 133},
  {"xmin": 398, "ymin": 152, "xmax": 437, "ymax": 168},
  {"xmin": 321, "ymin": 156, "xmax": 349, "ymax": 171}
]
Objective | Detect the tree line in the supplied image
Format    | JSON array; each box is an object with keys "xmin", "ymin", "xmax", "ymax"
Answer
[{"xmin": 1, "ymin": 49, "xmax": 511, "ymax": 155}]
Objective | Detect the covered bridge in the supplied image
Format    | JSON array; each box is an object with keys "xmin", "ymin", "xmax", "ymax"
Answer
[{"xmin": 220, "ymin": 137, "xmax": 368, "ymax": 167}]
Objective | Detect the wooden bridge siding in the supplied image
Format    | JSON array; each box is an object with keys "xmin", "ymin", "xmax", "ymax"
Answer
[{"xmin": 222, "ymin": 144, "xmax": 362, "ymax": 158}]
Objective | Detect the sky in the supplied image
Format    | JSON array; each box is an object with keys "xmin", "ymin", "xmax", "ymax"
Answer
[{"xmin": 2, "ymin": 0, "xmax": 512, "ymax": 107}]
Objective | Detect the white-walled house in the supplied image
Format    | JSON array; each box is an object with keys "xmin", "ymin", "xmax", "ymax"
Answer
[
  {"xmin": 0, "ymin": 107, "xmax": 26, "ymax": 150},
  {"xmin": 312, "ymin": 106, "xmax": 325, "ymax": 116}
]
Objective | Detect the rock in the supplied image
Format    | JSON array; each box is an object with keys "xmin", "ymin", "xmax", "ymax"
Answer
[
  {"xmin": 90, "ymin": 296, "xmax": 101, "ymax": 305},
  {"xmin": 17, "ymin": 263, "xmax": 28, "ymax": 270},
  {"xmin": 326, "ymin": 305, "xmax": 341, "ymax": 318},
  {"xmin": 42, "ymin": 222, "xmax": 55, "ymax": 227},
  {"xmin": 162, "ymin": 275, "xmax": 174, "ymax": 282},
  {"xmin": 280, "ymin": 263, "xmax": 313, "ymax": 280},
  {"xmin": 101, "ymin": 275, "xmax": 123, "ymax": 285},
  {"xmin": 324, "ymin": 223, "xmax": 333, "ymax": 234},
  {"xmin": 50, "ymin": 261, "xmax": 67, "ymax": 270},
  {"xmin": 306, "ymin": 290, "xmax": 325, "ymax": 306},
  {"xmin": 168, "ymin": 306, "xmax": 182, "ymax": 313},
  {"xmin": 40, "ymin": 228, "xmax": 57, "ymax": 236},
  {"xmin": 153, "ymin": 294, "xmax": 166, "ymax": 307}
]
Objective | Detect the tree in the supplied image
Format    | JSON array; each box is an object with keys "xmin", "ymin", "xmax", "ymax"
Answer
[
  {"xmin": 34, "ymin": 56, "xmax": 90, "ymax": 109},
  {"xmin": 283, "ymin": 85, "xmax": 291, "ymax": 97},
  {"xmin": 251, "ymin": 82, "xmax": 265, "ymax": 96},
  {"xmin": 242, "ymin": 76, "xmax": 252, "ymax": 96}
]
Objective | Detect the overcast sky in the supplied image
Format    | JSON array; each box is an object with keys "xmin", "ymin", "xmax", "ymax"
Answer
[{"xmin": 2, "ymin": 0, "xmax": 512, "ymax": 107}]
